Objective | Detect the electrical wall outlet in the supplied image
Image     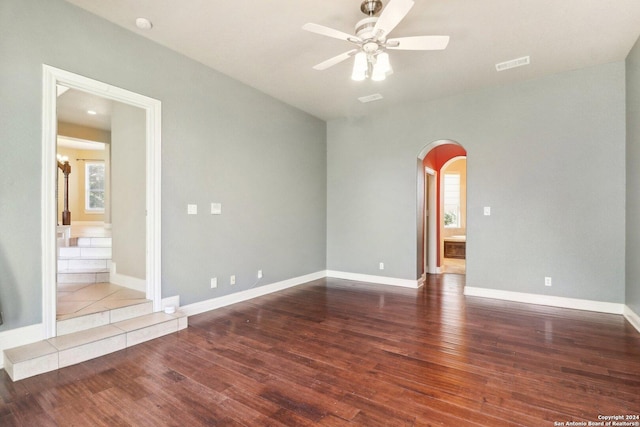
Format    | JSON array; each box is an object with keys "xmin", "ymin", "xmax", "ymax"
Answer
[
  {"xmin": 230, "ymin": 275, "xmax": 236, "ymax": 285},
  {"xmin": 379, "ymin": 262, "xmax": 384, "ymax": 270},
  {"xmin": 210, "ymin": 277, "xmax": 217, "ymax": 289},
  {"xmin": 545, "ymin": 277, "xmax": 552, "ymax": 287},
  {"xmin": 258, "ymin": 270, "xmax": 263, "ymax": 279}
]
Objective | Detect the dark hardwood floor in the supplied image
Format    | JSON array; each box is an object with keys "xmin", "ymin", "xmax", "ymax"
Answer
[{"xmin": 2, "ymin": 275, "xmax": 639, "ymax": 426}]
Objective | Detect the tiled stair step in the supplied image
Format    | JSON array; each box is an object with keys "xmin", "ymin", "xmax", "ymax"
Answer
[
  {"xmin": 57, "ymin": 300, "xmax": 154, "ymax": 336},
  {"xmin": 76, "ymin": 237, "xmax": 112, "ymax": 248},
  {"xmin": 3, "ymin": 311, "xmax": 188, "ymax": 381},
  {"xmin": 59, "ymin": 246, "xmax": 112, "ymax": 259},
  {"xmin": 58, "ymin": 258, "xmax": 111, "ymax": 271},
  {"xmin": 57, "ymin": 269, "xmax": 110, "ymax": 284}
]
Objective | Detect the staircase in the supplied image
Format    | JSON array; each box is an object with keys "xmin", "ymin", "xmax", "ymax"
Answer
[
  {"xmin": 3, "ymin": 226, "xmax": 187, "ymax": 382},
  {"xmin": 58, "ymin": 236, "xmax": 112, "ymax": 285}
]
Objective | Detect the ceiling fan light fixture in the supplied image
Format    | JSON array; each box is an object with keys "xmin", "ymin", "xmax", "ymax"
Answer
[
  {"xmin": 371, "ymin": 52, "xmax": 392, "ymax": 81},
  {"xmin": 351, "ymin": 52, "xmax": 368, "ymax": 81}
]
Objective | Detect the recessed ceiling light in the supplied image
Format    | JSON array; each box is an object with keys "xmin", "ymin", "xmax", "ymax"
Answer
[
  {"xmin": 135, "ymin": 17, "xmax": 153, "ymax": 30},
  {"xmin": 87, "ymin": 110, "xmax": 97, "ymax": 115},
  {"xmin": 358, "ymin": 93, "xmax": 384, "ymax": 103}
]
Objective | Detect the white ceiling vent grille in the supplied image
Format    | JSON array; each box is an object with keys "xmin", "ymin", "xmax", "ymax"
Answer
[
  {"xmin": 358, "ymin": 93, "xmax": 384, "ymax": 103},
  {"xmin": 495, "ymin": 56, "xmax": 530, "ymax": 72}
]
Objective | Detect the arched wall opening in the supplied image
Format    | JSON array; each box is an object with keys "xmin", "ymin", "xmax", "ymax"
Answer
[{"xmin": 417, "ymin": 140, "xmax": 467, "ymax": 278}]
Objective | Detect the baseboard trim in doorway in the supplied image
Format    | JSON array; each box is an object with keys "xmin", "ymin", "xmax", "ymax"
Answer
[
  {"xmin": 624, "ymin": 305, "xmax": 640, "ymax": 334},
  {"xmin": 110, "ymin": 262, "xmax": 146, "ymax": 292},
  {"xmin": 464, "ymin": 286, "xmax": 625, "ymax": 315},
  {"xmin": 326, "ymin": 270, "xmax": 420, "ymax": 288}
]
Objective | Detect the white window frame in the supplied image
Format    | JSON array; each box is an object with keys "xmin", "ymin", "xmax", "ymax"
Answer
[
  {"xmin": 443, "ymin": 172, "xmax": 461, "ymax": 228},
  {"xmin": 84, "ymin": 161, "xmax": 105, "ymax": 213}
]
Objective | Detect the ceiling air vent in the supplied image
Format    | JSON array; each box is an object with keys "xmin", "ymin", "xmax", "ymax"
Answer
[
  {"xmin": 495, "ymin": 56, "xmax": 530, "ymax": 72},
  {"xmin": 358, "ymin": 93, "xmax": 384, "ymax": 103}
]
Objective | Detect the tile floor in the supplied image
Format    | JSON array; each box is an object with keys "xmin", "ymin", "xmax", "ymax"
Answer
[
  {"xmin": 441, "ymin": 257, "xmax": 466, "ymax": 274},
  {"xmin": 57, "ymin": 223, "xmax": 148, "ymax": 322},
  {"xmin": 57, "ymin": 282, "xmax": 148, "ymax": 321}
]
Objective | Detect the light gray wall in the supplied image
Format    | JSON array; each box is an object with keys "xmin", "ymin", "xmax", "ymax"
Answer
[
  {"xmin": 328, "ymin": 62, "xmax": 626, "ymax": 303},
  {"xmin": 111, "ymin": 103, "xmax": 146, "ymax": 280},
  {"xmin": 626, "ymin": 35, "xmax": 640, "ymax": 314},
  {"xmin": 0, "ymin": 0, "xmax": 326, "ymax": 330}
]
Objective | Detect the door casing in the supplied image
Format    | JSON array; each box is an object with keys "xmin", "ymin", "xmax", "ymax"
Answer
[{"xmin": 42, "ymin": 65, "xmax": 162, "ymax": 338}]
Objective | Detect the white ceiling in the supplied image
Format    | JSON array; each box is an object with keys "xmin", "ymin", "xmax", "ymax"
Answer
[
  {"xmin": 57, "ymin": 86, "xmax": 114, "ymax": 130},
  {"xmin": 63, "ymin": 0, "xmax": 640, "ymax": 121}
]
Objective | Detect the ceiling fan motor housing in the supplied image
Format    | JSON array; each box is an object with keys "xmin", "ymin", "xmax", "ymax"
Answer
[
  {"xmin": 360, "ymin": 0, "xmax": 383, "ymax": 16},
  {"xmin": 355, "ymin": 17, "xmax": 379, "ymax": 41}
]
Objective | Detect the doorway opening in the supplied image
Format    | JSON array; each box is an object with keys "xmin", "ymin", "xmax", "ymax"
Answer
[
  {"xmin": 42, "ymin": 65, "xmax": 162, "ymax": 338},
  {"xmin": 417, "ymin": 140, "xmax": 467, "ymax": 279}
]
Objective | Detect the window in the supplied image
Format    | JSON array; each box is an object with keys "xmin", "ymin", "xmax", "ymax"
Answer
[
  {"xmin": 443, "ymin": 173, "xmax": 460, "ymax": 228},
  {"xmin": 85, "ymin": 162, "xmax": 105, "ymax": 212}
]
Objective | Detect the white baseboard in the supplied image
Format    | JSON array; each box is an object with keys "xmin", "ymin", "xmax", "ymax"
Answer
[
  {"xmin": 0, "ymin": 323, "xmax": 45, "ymax": 370},
  {"xmin": 464, "ymin": 286, "xmax": 625, "ymax": 314},
  {"xmin": 624, "ymin": 305, "xmax": 640, "ymax": 334},
  {"xmin": 110, "ymin": 262, "xmax": 146, "ymax": 292},
  {"xmin": 181, "ymin": 271, "xmax": 326, "ymax": 317},
  {"xmin": 326, "ymin": 270, "xmax": 420, "ymax": 288},
  {"xmin": 162, "ymin": 295, "xmax": 180, "ymax": 311}
]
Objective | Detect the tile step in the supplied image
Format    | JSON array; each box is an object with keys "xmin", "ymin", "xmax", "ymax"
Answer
[
  {"xmin": 75, "ymin": 237, "xmax": 112, "ymax": 248},
  {"xmin": 57, "ymin": 271, "xmax": 110, "ymax": 284},
  {"xmin": 3, "ymin": 311, "xmax": 187, "ymax": 381},
  {"xmin": 58, "ymin": 259, "xmax": 112, "ymax": 271},
  {"xmin": 59, "ymin": 247, "xmax": 112, "ymax": 259},
  {"xmin": 56, "ymin": 300, "xmax": 154, "ymax": 336}
]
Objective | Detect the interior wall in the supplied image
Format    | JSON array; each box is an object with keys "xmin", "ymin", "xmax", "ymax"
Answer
[
  {"xmin": 58, "ymin": 122, "xmax": 111, "ymax": 144},
  {"xmin": 328, "ymin": 61, "xmax": 626, "ymax": 303},
  {"xmin": 56, "ymin": 146, "xmax": 107, "ymax": 222},
  {"xmin": 111, "ymin": 102, "xmax": 146, "ymax": 280},
  {"xmin": 626, "ymin": 35, "xmax": 640, "ymax": 314},
  {"xmin": 0, "ymin": 0, "xmax": 326, "ymax": 331}
]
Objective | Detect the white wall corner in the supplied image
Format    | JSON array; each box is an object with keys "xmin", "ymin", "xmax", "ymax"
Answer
[
  {"xmin": 0, "ymin": 323, "xmax": 45, "ymax": 369},
  {"xmin": 464, "ymin": 286, "xmax": 625, "ymax": 315},
  {"xmin": 110, "ymin": 262, "xmax": 146, "ymax": 292},
  {"xmin": 181, "ymin": 271, "xmax": 327, "ymax": 317},
  {"xmin": 326, "ymin": 270, "xmax": 420, "ymax": 288},
  {"xmin": 623, "ymin": 305, "xmax": 640, "ymax": 334}
]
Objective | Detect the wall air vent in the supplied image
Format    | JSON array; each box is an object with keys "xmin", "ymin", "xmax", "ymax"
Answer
[
  {"xmin": 495, "ymin": 56, "xmax": 530, "ymax": 72},
  {"xmin": 358, "ymin": 93, "xmax": 384, "ymax": 103}
]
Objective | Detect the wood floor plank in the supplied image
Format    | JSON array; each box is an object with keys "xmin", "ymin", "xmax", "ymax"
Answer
[{"xmin": 2, "ymin": 275, "xmax": 639, "ymax": 426}]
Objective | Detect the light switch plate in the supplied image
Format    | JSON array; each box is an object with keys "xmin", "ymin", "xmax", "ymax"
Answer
[
  {"xmin": 484, "ymin": 206, "xmax": 491, "ymax": 216},
  {"xmin": 211, "ymin": 203, "xmax": 222, "ymax": 215},
  {"xmin": 187, "ymin": 204, "xmax": 198, "ymax": 215}
]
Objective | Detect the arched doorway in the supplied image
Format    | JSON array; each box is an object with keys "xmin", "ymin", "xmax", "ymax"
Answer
[{"xmin": 417, "ymin": 140, "xmax": 467, "ymax": 279}]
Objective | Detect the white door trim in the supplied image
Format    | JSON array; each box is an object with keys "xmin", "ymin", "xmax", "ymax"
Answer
[{"xmin": 42, "ymin": 65, "xmax": 162, "ymax": 338}]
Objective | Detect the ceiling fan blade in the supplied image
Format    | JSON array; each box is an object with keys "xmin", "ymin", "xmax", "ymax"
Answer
[
  {"xmin": 313, "ymin": 49, "xmax": 359, "ymax": 70},
  {"xmin": 303, "ymin": 23, "xmax": 361, "ymax": 43},
  {"xmin": 373, "ymin": 0, "xmax": 415, "ymax": 40},
  {"xmin": 386, "ymin": 35, "xmax": 450, "ymax": 50}
]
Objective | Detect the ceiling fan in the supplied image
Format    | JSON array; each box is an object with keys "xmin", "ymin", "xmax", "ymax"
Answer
[{"xmin": 303, "ymin": 0, "xmax": 449, "ymax": 81}]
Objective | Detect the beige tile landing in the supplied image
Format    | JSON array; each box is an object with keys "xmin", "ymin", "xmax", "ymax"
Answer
[
  {"xmin": 3, "ymin": 341, "xmax": 59, "ymax": 382},
  {"xmin": 56, "ymin": 300, "xmax": 153, "ymax": 336},
  {"xmin": 3, "ymin": 311, "xmax": 188, "ymax": 382},
  {"xmin": 49, "ymin": 325, "xmax": 126, "ymax": 368},
  {"xmin": 115, "ymin": 311, "xmax": 188, "ymax": 347}
]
